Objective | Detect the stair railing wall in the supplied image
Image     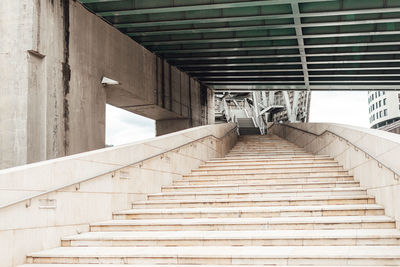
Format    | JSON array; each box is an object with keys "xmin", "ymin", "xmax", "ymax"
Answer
[
  {"xmin": 269, "ymin": 122, "xmax": 400, "ymax": 229},
  {"xmin": 0, "ymin": 123, "xmax": 238, "ymax": 267}
]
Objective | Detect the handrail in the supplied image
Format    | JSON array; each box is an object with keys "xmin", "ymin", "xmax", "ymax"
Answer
[
  {"xmin": 270, "ymin": 122, "xmax": 400, "ymax": 181},
  {"xmin": 0, "ymin": 125, "xmax": 238, "ymax": 210}
]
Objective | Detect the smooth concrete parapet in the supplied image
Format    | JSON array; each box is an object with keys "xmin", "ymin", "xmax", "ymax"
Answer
[
  {"xmin": 269, "ymin": 122, "xmax": 400, "ymax": 228},
  {"xmin": 0, "ymin": 123, "xmax": 237, "ymax": 267}
]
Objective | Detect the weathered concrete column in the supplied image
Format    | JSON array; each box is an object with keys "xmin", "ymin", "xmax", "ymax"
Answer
[{"xmin": 0, "ymin": 0, "xmax": 214, "ymax": 169}]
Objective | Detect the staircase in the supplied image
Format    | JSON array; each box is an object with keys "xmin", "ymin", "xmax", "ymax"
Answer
[
  {"xmin": 236, "ymin": 118, "xmax": 260, "ymax": 135},
  {"xmin": 22, "ymin": 135, "xmax": 400, "ymax": 266}
]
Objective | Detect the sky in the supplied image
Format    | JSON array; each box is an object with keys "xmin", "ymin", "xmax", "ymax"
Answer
[
  {"xmin": 309, "ymin": 91, "xmax": 369, "ymax": 128},
  {"xmin": 105, "ymin": 104, "xmax": 155, "ymax": 146},
  {"xmin": 106, "ymin": 92, "xmax": 370, "ymax": 146}
]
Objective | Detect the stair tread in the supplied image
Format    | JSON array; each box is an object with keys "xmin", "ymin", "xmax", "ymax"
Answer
[
  {"xmin": 168, "ymin": 181, "xmax": 358, "ymax": 188},
  {"xmin": 28, "ymin": 245, "xmax": 400, "ymax": 258},
  {"xmin": 18, "ymin": 265, "xmax": 395, "ymax": 267},
  {"xmin": 149, "ymin": 187, "xmax": 366, "ymax": 196},
  {"xmin": 177, "ymin": 174, "xmax": 353, "ymax": 180},
  {"xmin": 18, "ymin": 265, "xmax": 397, "ymax": 267},
  {"xmin": 184, "ymin": 170, "xmax": 349, "ymax": 177},
  {"xmin": 115, "ymin": 204, "xmax": 383, "ymax": 215},
  {"xmin": 91, "ymin": 216, "xmax": 394, "ymax": 226},
  {"xmin": 63, "ymin": 229, "xmax": 400, "ymax": 241},
  {"xmin": 133, "ymin": 195, "xmax": 374, "ymax": 205}
]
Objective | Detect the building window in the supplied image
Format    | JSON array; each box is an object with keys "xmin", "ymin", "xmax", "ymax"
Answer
[
  {"xmin": 383, "ymin": 91, "xmax": 385, "ymax": 95},
  {"xmin": 383, "ymin": 98, "xmax": 386, "ymax": 105},
  {"xmin": 384, "ymin": 109, "xmax": 387, "ymax": 116},
  {"xmin": 375, "ymin": 92, "xmax": 377, "ymax": 98},
  {"xmin": 372, "ymin": 94, "xmax": 374, "ymax": 100},
  {"xmin": 378, "ymin": 92, "xmax": 381, "ymax": 97},
  {"xmin": 379, "ymin": 111, "xmax": 382, "ymax": 118},
  {"xmin": 379, "ymin": 100, "xmax": 382, "ymax": 107}
]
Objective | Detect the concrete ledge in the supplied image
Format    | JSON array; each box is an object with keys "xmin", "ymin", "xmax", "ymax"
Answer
[
  {"xmin": 0, "ymin": 123, "xmax": 237, "ymax": 267},
  {"xmin": 269, "ymin": 122, "xmax": 400, "ymax": 228}
]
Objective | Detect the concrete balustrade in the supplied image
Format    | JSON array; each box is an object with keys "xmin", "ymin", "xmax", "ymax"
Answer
[
  {"xmin": 0, "ymin": 123, "xmax": 237, "ymax": 267},
  {"xmin": 269, "ymin": 122, "xmax": 400, "ymax": 228}
]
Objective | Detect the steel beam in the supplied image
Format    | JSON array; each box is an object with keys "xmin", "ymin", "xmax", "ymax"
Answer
[
  {"xmin": 97, "ymin": 0, "xmax": 334, "ymax": 17},
  {"xmin": 115, "ymin": 7, "xmax": 400, "ymax": 29},
  {"xmin": 176, "ymin": 59, "xmax": 400, "ymax": 68},
  {"xmin": 140, "ymin": 30, "xmax": 400, "ymax": 46},
  {"xmin": 212, "ymin": 85, "xmax": 400, "ymax": 90},
  {"xmin": 128, "ymin": 18, "xmax": 400, "ymax": 37},
  {"xmin": 169, "ymin": 51, "xmax": 400, "ymax": 61},
  {"xmin": 291, "ymin": 3, "xmax": 309, "ymax": 91},
  {"xmin": 153, "ymin": 41, "xmax": 400, "ymax": 54}
]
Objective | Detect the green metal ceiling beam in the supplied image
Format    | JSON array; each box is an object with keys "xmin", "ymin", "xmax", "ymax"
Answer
[
  {"xmin": 169, "ymin": 51, "xmax": 400, "ymax": 61},
  {"xmin": 140, "ymin": 30, "xmax": 400, "ymax": 46},
  {"xmin": 153, "ymin": 41, "xmax": 400, "ymax": 54},
  {"xmin": 114, "ymin": 7, "xmax": 400, "ymax": 29},
  {"xmin": 97, "ymin": 0, "xmax": 333, "ymax": 17},
  {"xmin": 127, "ymin": 18, "xmax": 400, "ymax": 37},
  {"xmin": 212, "ymin": 85, "xmax": 400, "ymax": 90}
]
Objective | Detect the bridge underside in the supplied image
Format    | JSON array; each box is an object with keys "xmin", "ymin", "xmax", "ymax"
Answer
[{"xmin": 81, "ymin": 0, "xmax": 400, "ymax": 91}]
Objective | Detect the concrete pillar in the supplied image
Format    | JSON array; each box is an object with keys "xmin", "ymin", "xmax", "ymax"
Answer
[{"xmin": 0, "ymin": 0, "xmax": 214, "ymax": 169}]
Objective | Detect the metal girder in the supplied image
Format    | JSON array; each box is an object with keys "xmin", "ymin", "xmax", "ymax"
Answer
[
  {"xmin": 139, "ymin": 30, "xmax": 400, "ymax": 46},
  {"xmin": 289, "ymin": 3, "xmax": 309, "ymax": 90},
  {"xmin": 213, "ymin": 85, "xmax": 400, "ymax": 90},
  {"xmin": 114, "ymin": 7, "xmax": 400, "ymax": 29},
  {"xmin": 197, "ymin": 74, "xmax": 400, "ymax": 79},
  {"xmin": 176, "ymin": 59, "xmax": 400, "ymax": 68},
  {"xmin": 153, "ymin": 41, "xmax": 400, "ymax": 54},
  {"xmin": 128, "ymin": 17, "xmax": 400, "ymax": 37},
  {"xmin": 169, "ymin": 51, "xmax": 400, "ymax": 61},
  {"xmin": 96, "ymin": 0, "xmax": 334, "ymax": 17}
]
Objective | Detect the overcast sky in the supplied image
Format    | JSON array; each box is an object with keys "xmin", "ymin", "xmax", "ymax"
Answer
[
  {"xmin": 309, "ymin": 91, "xmax": 369, "ymax": 128},
  {"xmin": 106, "ymin": 91, "xmax": 370, "ymax": 146},
  {"xmin": 106, "ymin": 104, "xmax": 155, "ymax": 146}
]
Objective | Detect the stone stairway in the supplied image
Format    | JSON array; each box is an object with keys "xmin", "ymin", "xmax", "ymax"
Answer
[{"xmin": 21, "ymin": 135, "xmax": 400, "ymax": 266}]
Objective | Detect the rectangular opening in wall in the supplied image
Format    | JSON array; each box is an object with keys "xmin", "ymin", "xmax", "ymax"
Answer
[{"xmin": 106, "ymin": 104, "xmax": 155, "ymax": 147}]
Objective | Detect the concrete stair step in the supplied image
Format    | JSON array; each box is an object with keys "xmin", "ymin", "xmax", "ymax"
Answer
[
  {"xmin": 183, "ymin": 170, "xmax": 349, "ymax": 180},
  {"xmin": 209, "ymin": 155, "xmax": 332, "ymax": 161},
  {"xmin": 191, "ymin": 166, "xmax": 344, "ymax": 175},
  {"xmin": 61, "ymin": 229, "xmax": 400, "ymax": 247},
  {"xmin": 226, "ymin": 153, "xmax": 312, "ymax": 157},
  {"xmin": 164, "ymin": 181, "xmax": 360, "ymax": 192},
  {"xmin": 228, "ymin": 150, "xmax": 306, "ymax": 154},
  {"xmin": 113, "ymin": 204, "xmax": 384, "ymax": 220},
  {"xmin": 174, "ymin": 175, "xmax": 355, "ymax": 185},
  {"xmin": 198, "ymin": 161, "xmax": 339, "ymax": 169},
  {"xmin": 27, "ymin": 246, "xmax": 400, "ymax": 265},
  {"xmin": 132, "ymin": 195, "xmax": 376, "ymax": 209},
  {"xmin": 89, "ymin": 216, "xmax": 395, "ymax": 231},
  {"xmin": 19, "ymin": 265, "xmax": 394, "ymax": 267},
  {"xmin": 148, "ymin": 187, "xmax": 367, "ymax": 200},
  {"xmin": 228, "ymin": 148, "xmax": 307, "ymax": 151},
  {"xmin": 206, "ymin": 157, "xmax": 333, "ymax": 165}
]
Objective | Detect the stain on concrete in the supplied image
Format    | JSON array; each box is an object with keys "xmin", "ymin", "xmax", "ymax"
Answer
[{"xmin": 62, "ymin": 0, "xmax": 71, "ymax": 154}]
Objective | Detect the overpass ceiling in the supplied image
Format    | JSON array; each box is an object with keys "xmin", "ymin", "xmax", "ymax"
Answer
[{"xmin": 79, "ymin": 0, "xmax": 400, "ymax": 91}]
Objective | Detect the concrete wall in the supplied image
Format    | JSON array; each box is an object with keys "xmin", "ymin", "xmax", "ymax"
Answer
[
  {"xmin": 0, "ymin": 0, "xmax": 214, "ymax": 169},
  {"xmin": 0, "ymin": 123, "xmax": 237, "ymax": 267},
  {"xmin": 269, "ymin": 122, "xmax": 400, "ymax": 228}
]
